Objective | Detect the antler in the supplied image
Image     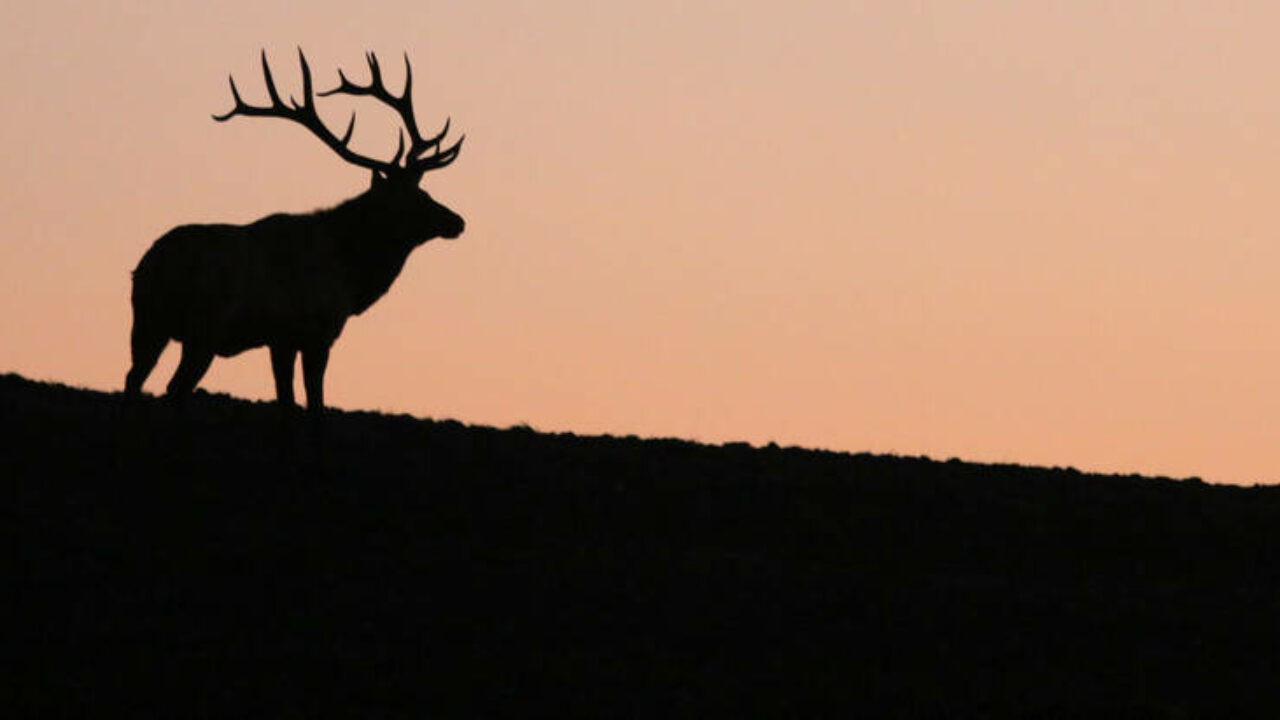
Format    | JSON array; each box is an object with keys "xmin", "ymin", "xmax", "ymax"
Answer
[
  {"xmin": 213, "ymin": 49, "xmax": 462, "ymax": 177},
  {"xmin": 319, "ymin": 52, "xmax": 463, "ymax": 175}
]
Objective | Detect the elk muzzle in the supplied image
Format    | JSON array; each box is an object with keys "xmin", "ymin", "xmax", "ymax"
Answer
[{"xmin": 442, "ymin": 213, "xmax": 465, "ymax": 240}]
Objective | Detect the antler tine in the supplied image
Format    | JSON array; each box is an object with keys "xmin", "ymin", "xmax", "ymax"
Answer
[
  {"xmin": 412, "ymin": 117, "xmax": 451, "ymax": 158},
  {"xmin": 401, "ymin": 52, "xmax": 413, "ymax": 106},
  {"xmin": 296, "ymin": 47, "xmax": 313, "ymax": 110},
  {"xmin": 390, "ymin": 130, "xmax": 406, "ymax": 167},
  {"xmin": 317, "ymin": 68, "xmax": 351, "ymax": 97},
  {"xmin": 340, "ymin": 111, "xmax": 357, "ymax": 145},
  {"xmin": 413, "ymin": 134, "xmax": 464, "ymax": 173},
  {"xmin": 260, "ymin": 49, "xmax": 285, "ymax": 108},
  {"xmin": 391, "ymin": 54, "xmax": 428, "ymax": 157},
  {"xmin": 366, "ymin": 51, "xmax": 383, "ymax": 87},
  {"xmin": 211, "ymin": 76, "xmax": 245, "ymax": 121}
]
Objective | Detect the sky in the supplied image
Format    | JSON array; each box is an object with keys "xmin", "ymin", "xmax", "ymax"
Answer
[{"xmin": 2, "ymin": 1, "xmax": 1278, "ymax": 484}]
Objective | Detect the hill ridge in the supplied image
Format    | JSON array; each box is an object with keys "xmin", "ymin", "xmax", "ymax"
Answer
[
  {"xmin": 0, "ymin": 370, "xmax": 1213, "ymax": 488},
  {"xmin": 6, "ymin": 370, "xmax": 1279, "ymax": 717}
]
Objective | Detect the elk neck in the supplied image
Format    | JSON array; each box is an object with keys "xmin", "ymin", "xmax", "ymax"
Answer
[{"xmin": 319, "ymin": 190, "xmax": 425, "ymax": 316}]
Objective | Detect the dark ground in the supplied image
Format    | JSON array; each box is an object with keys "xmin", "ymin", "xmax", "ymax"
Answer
[{"xmin": 5, "ymin": 372, "xmax": 1279, "ymax": 717}]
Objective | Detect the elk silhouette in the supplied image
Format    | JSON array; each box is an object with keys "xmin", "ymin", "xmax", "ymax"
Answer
[{"xmin": 124, "ymin": 50, "xmax": 464, "ymax": 412}]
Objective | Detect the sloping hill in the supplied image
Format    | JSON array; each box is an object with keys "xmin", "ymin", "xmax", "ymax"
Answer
[{"xmin": 6, "ymin": 372, "xmax": 1278, "ymax": 717}]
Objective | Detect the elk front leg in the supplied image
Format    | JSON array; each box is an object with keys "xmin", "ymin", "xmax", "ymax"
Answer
[
  {"xmin": 301, "ymin": 343, "xmax": 331, "ymax": 412},
  {"xmin": 269, "ymin": 345, "xmax": 298, "ymax": 407}
]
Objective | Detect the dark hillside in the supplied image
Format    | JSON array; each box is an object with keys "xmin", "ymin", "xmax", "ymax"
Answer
[{"xmin": 6, "ymin": 373, "xmax": 1279, "ymax": 717}]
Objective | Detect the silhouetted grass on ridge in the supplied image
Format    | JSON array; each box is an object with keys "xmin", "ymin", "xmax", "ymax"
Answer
[{"xmin": 6, "ymin": 371, "xmax": 1280, "ymax": 717}]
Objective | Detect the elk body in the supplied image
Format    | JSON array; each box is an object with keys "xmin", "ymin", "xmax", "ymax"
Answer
[{"xmin": 124, "ymin": 51, "xmax": 464, "ymax": 411}]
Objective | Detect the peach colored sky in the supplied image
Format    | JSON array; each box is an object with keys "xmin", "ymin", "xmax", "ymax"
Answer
[{"xmin": 2, "ymin": 1, "xmax": 1278, "ymax": 484}]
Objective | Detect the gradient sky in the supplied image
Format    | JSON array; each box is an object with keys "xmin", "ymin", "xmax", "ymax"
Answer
[{"xmin": 3, "ymin": 1, "xmax": 1278, "ymax": 484}]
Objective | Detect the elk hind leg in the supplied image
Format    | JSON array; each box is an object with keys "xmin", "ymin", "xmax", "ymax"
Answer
[
  {"xmin": 166, "ymin": 343, "xmax": 214, "ymax": 398},
  {"xmin": 125, "ymin": 323, "xmax": 168, "ymax": 397}
]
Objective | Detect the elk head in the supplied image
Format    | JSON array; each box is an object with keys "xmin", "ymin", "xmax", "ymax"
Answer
[{"xmin": 212, "ymin": 49, "xmax": 465, "ymax": 243}]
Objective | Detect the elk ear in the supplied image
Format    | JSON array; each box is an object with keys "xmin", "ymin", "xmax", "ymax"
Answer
[{"xmin": 370, "ymin": 169, "xmax": 390, "ymax": 188}]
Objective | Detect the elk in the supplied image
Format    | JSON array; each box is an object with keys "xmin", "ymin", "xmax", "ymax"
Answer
[{"xmin": 124, "ymin": 50, "xmax": 465, "ymax": 412}]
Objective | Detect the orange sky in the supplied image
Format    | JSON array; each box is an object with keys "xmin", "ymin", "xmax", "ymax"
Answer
[{"xmin": 2, "ymin": 1, "xmax": 1278, "ymax": 484}]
